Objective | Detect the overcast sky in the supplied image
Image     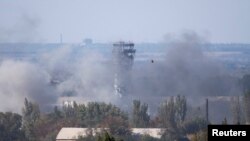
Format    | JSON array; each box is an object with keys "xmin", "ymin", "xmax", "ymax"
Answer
[{"xmin": 0, "ymin": 0, "xmax": 249, "ymax": 43}]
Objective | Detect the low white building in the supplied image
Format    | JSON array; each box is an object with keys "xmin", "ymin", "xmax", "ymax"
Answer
[
  {"xmin": 132, "ymin": 128, "xmax": 163, "ymax": 139},
  {"xmin": 56, "ymin": 127, "xmax": 164, "ymax": 141}
]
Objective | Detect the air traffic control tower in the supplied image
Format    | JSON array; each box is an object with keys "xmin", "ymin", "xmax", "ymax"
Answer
[{"xmin": 112, "ymin": 41, "xmax": 136, "ymax": 97}]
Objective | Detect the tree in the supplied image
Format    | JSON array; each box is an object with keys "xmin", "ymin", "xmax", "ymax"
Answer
[
  {"xmin": 132, "ymin": 100, "xmax": 150, "ymax": 128},
  {"xmin": 231, "ymin": 96, "xmax": 241, "ymax": 124},
  {"xmin": 77, "ymin": 104, "xmax": 87, "ymax": 126},
  {"xmin": 53, "ymin": 106, "xmax": 63, "ymax": 120},
  {"xmin": 183, "ymin": 118, "xmax": 207, "ymax": 134},
  {"xmin": 240, "ymin": 74, "xmax": 250, "ymax": 124},
  {"xmin": 158, "ymin": 96, "xmax": 187, "ymax": 128},
  {"xmin": 22, "ymin": 98, "xmax": 40, "ymax": 141},
  {"xmin": 158, "ymin": 97, "xmax": 176, "ymax": 128},
  {"xmin": 158, "ymin": 97, "xmax": 179, "ymax": 141},
  {"xmin": 0, "ymin": 112, "xmax": 24, "ymax": 141},
  {"xmin": 77, "ymin": 132, "xmax": 117, "ymax": 141},
  {"xmin": 190, "ymin": 130, "xmax": 207, "ymax": 141},
  {"xmin": 100, "ymin": 116, "xmax": 131, "ymax": 136},
  {"xmin": 243, "ymin": 91, "xmax": 250, "ymax": 124},
  {"xmin": 175, "ymin": 95, "xmax": 187, "ymax": 125},
  {"xmin": 103, "ymin": 132, "xmax": 116, "ymax": 141},
  {"xmin": 62, "ymin": 101, "xmax": 77, "ymax": 119},
  {"xmin": 157, "ymin": 96, "xmax": 187, "ymax": 141}
]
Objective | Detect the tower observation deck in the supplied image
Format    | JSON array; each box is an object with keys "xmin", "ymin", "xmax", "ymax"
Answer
[{"xmin": 112, "ymin": 41, "xmax": 136, "ymax": 97}]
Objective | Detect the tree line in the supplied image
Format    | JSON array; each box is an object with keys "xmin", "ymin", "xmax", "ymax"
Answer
[
  {"xmin": 1, "ymin": 87, "xmax": 250, "ymax": 141},
  {"xmin": 0, "ymin": 95, "xmax": 203, "ymax": 141}
]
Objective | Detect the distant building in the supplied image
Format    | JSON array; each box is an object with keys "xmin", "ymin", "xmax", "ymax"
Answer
[
  {"xmin": 112, "ymin": 41, "xmax": 136, "ymax": 97},
  {"xmin": 62, "ymin": 100, "xmax": 75, "ymax": 108},
  {"xmin": 56, "ymin": 127, "xmax": 164, "ymax": 141},
  {"xmin": 80, "ymin": 38, "xmax": 93, "ymax": 46}
]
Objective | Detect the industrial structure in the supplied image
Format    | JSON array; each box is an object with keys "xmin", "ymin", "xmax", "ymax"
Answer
[{"xmin": 112, "ymin": 41, "xmax": 136, "ymax": 97}]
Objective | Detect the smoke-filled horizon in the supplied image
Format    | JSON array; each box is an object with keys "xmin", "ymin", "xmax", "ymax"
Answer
[
  {"xmin": 0, "ymin": 32, "xmax": 242, "ymax": 113},
  {"xmin": 131, "ymin": 32, "xmax": 241, "ymax": 97}
]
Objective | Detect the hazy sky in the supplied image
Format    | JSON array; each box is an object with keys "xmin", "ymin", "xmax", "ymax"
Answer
[{"xmin": 0, "ymin": 0, "xmax": 249, "ymax": 43}]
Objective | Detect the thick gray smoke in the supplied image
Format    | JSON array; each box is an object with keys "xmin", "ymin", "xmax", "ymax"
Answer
[
  {"xmin": 0, "ymin": 45, "xmax": 117, "ymax": 113},
  {"xmin": 129, "ymin": 32, "xmax": 241, "ymax": 121},
  {"xmin": 131, "ymin": 32, "xmax": 240, "ymax": 98},
  {"xmin": 0, "ymin": 32, "xmax": 241, "ymax": 115},
  {"xmin": 41, "ymin": 46, "xmax": 115, "ymax": 102},
  {"xmin": 0, "ymin": 60, "xmax": 56, "ymax": 112}
]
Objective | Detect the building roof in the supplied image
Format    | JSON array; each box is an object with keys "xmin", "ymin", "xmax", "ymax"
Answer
[
  {"xmin": 56, "ymin": 127, "xmax": 164, "ymax": 140},
  {"xmin": 56, "ymin": 128, "xmax": 86, "ymax": 140},
  {"xmin": 132, "ymin": 128, "xmax": 163, "ymax": 139}
]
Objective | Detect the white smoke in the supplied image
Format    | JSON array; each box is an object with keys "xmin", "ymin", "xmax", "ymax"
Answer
[
  {"xmin": 0, "ymin": 45, "xmax": 117, "ymax": 113},
  {"xmin": 53, "ymin": 48, "xmax": 115, "ymax": 102},
  {"xmin": 0, "ymin": 60, "xmax": 56, "ymax": 112}
]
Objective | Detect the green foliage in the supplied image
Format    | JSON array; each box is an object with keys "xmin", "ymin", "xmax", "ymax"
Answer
[
  {"xmin": 62, "ymin": 101, "xmax": 78, "ymax": 119},
  {"xmin": 42, "ymin": 130, "xmax": 59, "ymax": 141},
  {"xmin": 77, "ymin": 134, "xmax": 96, "ymax": 141},
  {"xmin": 240, "ymin": 75, "xmax": 250, "ymax": 124},
  {"xmin": 101, "ymin": 116, "xmax": 131, "ymax": 136},
  {"xmin": 0, "ymin": 112, "xmax": 24, "ymax": 141},
  {"xmin": 77, "ymin": 102, "xmax": 128, "ymax": 127},
  {"xmin": 51, "ymin": 106, "xmax": 63, "ymax": 120},
  {"xmin": 103, "ymin": 132, "xmax": 116, "ymax": 141},
  {"xmin": 140, "ymin": 135, "xmax": 161, "ymax": 141},
  {"xmin": 158, "ymin": 97, "xmax": 176, "ymax": 128},
  {"xmin": 230, "ymin": 96, "xmax": 241, "ymax": 124},
  {"xmin": 158, "ymin": 96, "xmax": 187, "ymax": 129},
  {"xmin": 190, "ymin": 130, "xmax": 207, "ymax": 141},
  {"xmin": 243, "ymin": 91, "xmax": 250, "ymax": 123},
  {"xmin": 157, "ymin": 96, "xmax": 188, "ymax": 141},
  {"xmin": 77, "ymin": 104, "xmax": 87, "ymax": 126},
  {"xmin": 0, "ymin": 98, "xmax": 193, "ymax": 141},
  {"xmin": 77, "ymin": 132, "xmax": 117, "ymax": 141},
  {"xmin": 22, "ymin": 98, "xmax": 40, "ymax": 124},
  {"xmin": 22, "ymin": 98, "xmax": 40, "ymax": 141},
  {"xmin": 183, "ymin": 118, "xmax": 207, "ymax": 134},
  {"xmin": 175, "ymin": 95, "xmax": 187, "ymax": 125},
  {"xmin": 132, "ymin": 100, "xmax": 150, "ymax": 128}
]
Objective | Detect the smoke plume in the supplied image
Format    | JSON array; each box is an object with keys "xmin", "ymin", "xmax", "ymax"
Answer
[
  {"xmin": 0, "ymin": 32, "xmax": 241, "ymax": 116},
  {"xmin": 130, "ymin": 32, "xmax": 240, "ymax": 98},
  {"xmin": 0, "ymin": 60, "xmax": 56, "ymax": 112}
]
